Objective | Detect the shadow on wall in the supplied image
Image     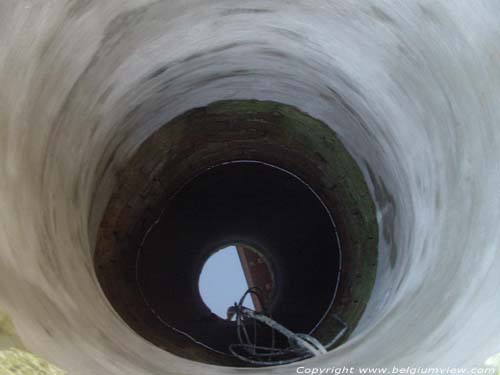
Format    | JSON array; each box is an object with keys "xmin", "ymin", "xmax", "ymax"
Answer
[{"xmin": 0, "ymin": 310, "xmax": 65, "ymax": 374}]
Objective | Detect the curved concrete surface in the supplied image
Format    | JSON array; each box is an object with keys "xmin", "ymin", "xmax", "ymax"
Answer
[{"xmin": 0, "ymin": 1, "xmax": 499, "ymax": 373}]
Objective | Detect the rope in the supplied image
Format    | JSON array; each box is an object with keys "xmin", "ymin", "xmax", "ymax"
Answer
[{"xmin": 228, "ymin": 287, "xmax": 348, "ymax": 366}]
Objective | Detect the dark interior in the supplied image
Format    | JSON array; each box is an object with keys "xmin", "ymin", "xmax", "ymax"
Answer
[
  {"xmin": 137, "ymin": 161, "xmax": 341, "ymax": 354},
  {"xmin": 94, "ymin": 101, "xmax": 378, "ymax": 366}
]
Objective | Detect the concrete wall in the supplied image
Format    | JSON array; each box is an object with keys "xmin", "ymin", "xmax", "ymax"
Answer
[{"xmin": 0, "ymin": 1, "xmax": 500, "ymax": 374}]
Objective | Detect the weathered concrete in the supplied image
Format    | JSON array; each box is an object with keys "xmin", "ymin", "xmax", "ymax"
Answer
[{"xmin": 0, "ymin": 1, "xmax": 500, "ymax": 374}]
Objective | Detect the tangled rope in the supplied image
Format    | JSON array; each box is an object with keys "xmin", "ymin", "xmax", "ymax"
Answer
[{"xmin": 228, "ymin": 287, "xmax": 348, "ymax": 366}]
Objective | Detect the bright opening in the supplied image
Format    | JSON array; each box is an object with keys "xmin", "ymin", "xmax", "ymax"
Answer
[{"xmin": 199, "ymin": 245, "xmax": 273, "ymax": 319}]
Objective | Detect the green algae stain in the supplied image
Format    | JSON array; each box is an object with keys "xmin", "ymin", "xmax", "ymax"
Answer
[
  {"xmin": 1, "ymin": 311, "xmax": 65, "ymax": 374},
  {"xmin": 0, "ymin": 349, "xmax": 65, "ymax": 375},
  {"xmin": 0, "ymin": 312, "xmax": 24, "ymax": 351}
]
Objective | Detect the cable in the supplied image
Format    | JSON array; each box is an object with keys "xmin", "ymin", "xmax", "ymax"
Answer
[{"xmin": 228, "ymin": 287, "xmax": 348, "ymax": 366}]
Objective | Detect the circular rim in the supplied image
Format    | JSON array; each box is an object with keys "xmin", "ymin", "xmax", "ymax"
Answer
[{"xmin": 135, "ymin": 160, "xmax": 342, "ymax": 343}]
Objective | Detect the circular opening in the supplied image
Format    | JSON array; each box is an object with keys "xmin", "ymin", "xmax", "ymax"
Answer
[
  {"xmin": 136, "ymin": 161, "xmax": 341, "ymax": 357},
  {"xmin": 94, "ymin": 100, "xmax": 378, "ymax": 366},
  {"xmin": 199, "ymin": 244, "xmax": 274, "ymax": 320}
]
